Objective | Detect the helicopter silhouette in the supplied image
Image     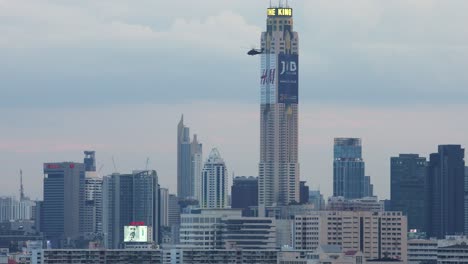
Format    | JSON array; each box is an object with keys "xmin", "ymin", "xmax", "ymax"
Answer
[{"xmin": 247, "ymin": 48, "xmax": 264, "ymax": 56}]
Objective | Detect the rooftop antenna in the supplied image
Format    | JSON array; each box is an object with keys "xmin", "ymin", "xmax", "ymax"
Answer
[
  {"xmin": 145, "ymin": 157, "xmax": 150, "ymax": 170},
  {"xmin": 19, "ymin": 169, "xmax": 25, "ymax": 201}
]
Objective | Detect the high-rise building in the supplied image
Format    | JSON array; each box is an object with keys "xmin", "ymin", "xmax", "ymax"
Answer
[
  {"xmin": 83, "ymin": 151, "xmax": 96, "ymax": 172},
  {"xmin": 201, "ymin": 148, "xmax": 228, "ymax": 209},
  {"xmin": 191, "ymin": 135, "xmax": 203, "ymax": 202},
  {"xmin": 258, "ymin": 5, "xmax": 300, "ymax": 215},
  {"xmin": 333, "ymin": 138, "xmax": 365, "ymax": 199},
  {"xmin": 231, "ymin": 176, "xmax": 258, "ymax": 217},
  {"xmin": 43, "ymin": 162, "xmax": 85, "ymax": 247},
  {"xmin": 177, "ymin": 116, "xmax": 203, "ymax": 200},
  {"xmin": 390, "ymin": 154, "xmax": 427, "ymax": 232},
  {"xmin": 167, "ymin": 194, "xmax": 180, "ymax": 227},
  {"xmin": 102, "ymin": 170, "xmax": 159, "ymax": 248},
  {"xmin": 308, "ymin": 190, "xmax": 325, "ymax": 210},
  {"xmin": 159, "ymin": 188, "xmax": 169, "ymax": 227},
  {"xmin": 427, "ymin": 145, "xmax": 465, "ymax": 238}
]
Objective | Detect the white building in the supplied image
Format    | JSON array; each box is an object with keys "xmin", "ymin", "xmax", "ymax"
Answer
[
  {"xmin": 407, "ymin": 239, "xmax": 437, "ymax": 264},
  {"xmin": 201, "ymin": 148, "xmax": 228, "ymax": 209},
  {"xmin": 293, "ymin": 211, "xmax": 407, "ymax": 262},
  {"xmin": 0, "ymin": 196, "xmax": 35, "ymax": 222},
  {"xmin": 179, "ymin": 209, "xmax": 276, "ymax": 250}
]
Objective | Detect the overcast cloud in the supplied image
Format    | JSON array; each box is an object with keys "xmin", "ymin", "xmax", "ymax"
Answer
[{"xmin": 1, "ymin": 0, "xmax": 467, "ymax": 199}]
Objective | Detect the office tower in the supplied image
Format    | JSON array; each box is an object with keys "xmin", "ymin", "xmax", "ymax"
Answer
[
  {"xmin": 177, "ymin": 116, "xmax": 203, "ymax": 200},
  {"xmin": 390, "ymin": 154, "xmax": 427, "ymax": 232},
  {"xmin": 427, "ymin": 145, "xmax": 465, "ymax": 238},
  {"xmin": 159, "ymin": 188, "xmax": 169, "ymax": 227},
  {"xmin": 84, "ymin": 151, "xmax": 96, "ymax": 172},
  {"xmin": 293, "ymin": 211, "xmax": 407, "ymax": 262},
  {"xmin": 43, "ymin": 162, "xmax": 85, "ymax": 246},
  {"xmin": 168, "ymin": 194, "xmax": 180, "ymax": 227},
  {"xmin": 191, "ymin": 135, "xmax": 203, "ymax": 202},
  {"xmin": 102, "ymin": 170, "xmax": 159, "ymax": 248},
  {"xmin": 201, "ymin": 148, "xmax": 228, "ymax": 209},
  {"xmin": 299, "ymin": 181, "xmax": 309, "ymax": 204},
  {"xmin": 333, "ymin": 138, "xmax": 365, "ymax": 199},
  {"xmin": 231, "ymin": 176, "xmax": 258, "ymax": 217},
  {"xmin": 363, "ymin": 175, "xmax": 373, "ymax": 197},
  {"xmin": 258, "ymin": 5, "xmax": 300, "ymax": 215},
  {"xmin": 83, "ymin": 176, "xmax": 103, "ymax": 241}
]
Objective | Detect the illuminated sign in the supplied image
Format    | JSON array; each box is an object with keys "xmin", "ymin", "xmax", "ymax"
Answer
[
  {"xmin": 124, "ymin": 226, "xmax": 148, "ymax": 243},
  {"xmin": 45, "ymin": 164, "xmax": 62, "ymax": 169},
  {"xmin": 267, "ymin": 8, "xmax": 292, "ymax": 17}
]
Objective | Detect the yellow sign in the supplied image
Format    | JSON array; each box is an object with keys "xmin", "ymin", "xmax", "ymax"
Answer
[{"xmin": 267, "ymin": 8, "xmax": 292, "ymax": 17}]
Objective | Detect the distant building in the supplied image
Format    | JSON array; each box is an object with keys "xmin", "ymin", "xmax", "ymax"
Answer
[
  {"xmin": 179, "ymin": 209, "xmax": 276, "ymax": 250},
  {"xmin": 167, "ymin": 194, "xmax": 180, "ymax": 227},
  {"xmin": 465, "ymin": 166, "xmax": 468, "ymax": 235},
  {"xmin": 159, "ymin": 188, "xmax": 169, "ymax": 227},
  {"xmin": 363, "ymin": 176, "xmax": 374, "ymax": 197},
  {"xmin": 0, "ymin": 197, "xmax": 35, "ymax": 222},
  {"xmin": 299, "ymin": 181, "xmax": 309, "ymax": 204},
  {"xmin": 83, "ymin": 175, "xmax": 103, "ymax": 241},
  {"xmin": 333, "ymin": 138, "xmax": 365, "ymax": 199},
  {"xmin": 327, "ymin": 196, "xmax": 384, "ymax": 212},
  {"xmin": 308, "ymin": 190, "xmax": 325, "ymax": 210},
  {"xmin": 293, "ymin": 211, "xmax": 407, "ymax": 262},
  {"xmin": 426, "ymin": 145, "xmax": 465, "ymax": 238},
  {"xmin": 83, "ymin": 151, "xmax": 96, "ymax": 172},
  {"xmin": 407, "ymin": 239, "xmax": 437, "ymax": 264},
  {"xmin": 102, "ymin": 170, "xmax": 159, "ymax": 248},
  {"xmin": 231, "ymin": 176, "xmax": 258, "ymax": 216},
  {"xmin": 390, "ymin": 154, "xmax": 428, "ymax": 232},
  {"xmin": 177, "ymin": 116, "xmax": 203, "ymax": 200},
  {"xmin": 201, "ymin": 149, "xmax": 228, "ymax": 209},
  {"xmin": 43, "ymin": 162, "xmax": 85, "ymax": 247}
]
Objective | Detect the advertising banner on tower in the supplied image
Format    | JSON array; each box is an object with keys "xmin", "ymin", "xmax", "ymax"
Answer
[
  {"xmin": 278, "ymin": 54, "xmax": 299, "ymax": 104},
  {"xmin": 124, "ymin": 225, "xmax": 148, "ymax": 242}
]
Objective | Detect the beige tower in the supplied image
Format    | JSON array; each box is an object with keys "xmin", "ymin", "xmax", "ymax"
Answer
[{"xmin": 258, "ymin": 5, "xmax": 299, "ymax": 215}]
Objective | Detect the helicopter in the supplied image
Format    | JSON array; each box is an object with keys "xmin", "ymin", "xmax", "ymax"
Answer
[{"xmin": 247, "ymin": 48, "xmax": 264, "ymax": 56}]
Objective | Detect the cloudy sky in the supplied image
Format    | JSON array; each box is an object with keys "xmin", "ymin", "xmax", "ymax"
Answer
[{"xmin": 1, "ymin": 0, "xmax": 467, "ymax": 200}]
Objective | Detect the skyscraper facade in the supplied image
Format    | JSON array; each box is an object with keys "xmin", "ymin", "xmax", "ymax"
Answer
[
  {"xmin": 363, "ymin": 175, "xmax": 373, "ymax": 197},
  {"xmin": 426, "ymin": 145, "xmax": 465, "ymax": 238},
  {"xmin": 159, "ymin": 188, "xmax": 169, "ymax": 227},
  {"xmin": 390, "ymin": 154, "xmax": 427, "ymax": 232},
  {"xmin": 177, "ymin": 116, "xmax": 203, "ymax": 201},
  {"xmin": 258, "ymin": 5, "xmax": 300, "ymax": 214},
  {"xmin": 102, "ymin": 170, "xmax": 159, "ymax": 248},
  {"xmin": 43, "ymin": 162, "xmax": 85, "ymax": 247},
  {"xmin": 231, "ymin": 176, "xmax": 258, "ymax": 216},
  {"xmin": 201, "ymin": 148, "xmax": 228, "ymax": 209},
  {"xmin": 333, "ymin": 138, "xmax": 365, "ymax": 199}
]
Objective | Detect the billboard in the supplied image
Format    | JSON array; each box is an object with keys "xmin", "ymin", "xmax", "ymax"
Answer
[
  {"xmin": 278, "ymin": 54, "xmax": 299, "ymax": 104},
  {"xmin": 124, "ymin": 226, "xmax": 148, "ymax": 243}
]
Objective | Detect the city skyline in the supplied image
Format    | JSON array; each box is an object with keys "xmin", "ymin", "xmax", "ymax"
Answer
[{"xmin": 1, "ymin": 0, "xmax": 468, "ymax": 201}]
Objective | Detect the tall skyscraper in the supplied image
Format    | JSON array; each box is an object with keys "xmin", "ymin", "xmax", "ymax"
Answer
[
  {"xmin": 465, "ymin": 166, "xmax": 468, "ymax": 235},
  {"xmin": 258, "ymin": 5, "xmax": 300, "ymax": 214},
  {"xmin": 102, "ymin": 170, "xmax": 159, "ymax": 248},
  {"xmin": 191, "ymin": 135, "xmax": 203, "ymax": 202},
  {"xmin": 333, "ymin": 138, "xmax": 365, "ymax": 199},
  {"xmin": 82, "ymin": 151, "xmax": 103, "ymax": 242},
  {"xmin": 231, "ymin": 176, "xmax": 258, "ymax": 216},
  {"xmin": 177, "ymin": 116, "xmax": 203, "ymax": 200},
  {"xmin": 43, "ymin": 162, "xmax": 85, "ymax": 247},
  {"xmin": 201, "ymin": 148, "xmax": 228, "ymax": 209},
  {"xmin": 426, "ymin": 145, "xmax": 465, "ymax": 239},
  {"xmin": 299, "ymin": 181, "xmax": 309, "ymax": 204},
  {"xmin": 390, "ymin": 154, "xmax": 427, "ymax": 232}
]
